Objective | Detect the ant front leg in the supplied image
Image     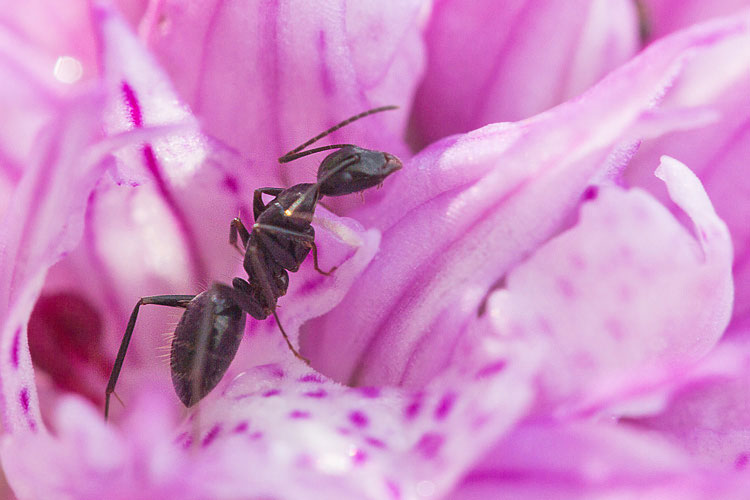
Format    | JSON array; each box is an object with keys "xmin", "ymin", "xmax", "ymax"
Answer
[
  {"xmin": 105, "ymin": 294, "xmax": 194, "ymax": 420},
  {"xmin": 229, "ymin": 217, "xmax": 250, "ymax": 255},
  {"xmin": 253, "ymin": 187, "xmax": 284, "ymax": 219}
]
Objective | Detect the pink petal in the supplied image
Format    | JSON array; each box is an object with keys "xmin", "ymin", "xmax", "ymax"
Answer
[
  {"xmin": 624, "ymin": 11, "xmax": 750, "ymax": 327},
  {"xmin": 0, "ymin": 91, "xmax": 107, "ymax": 435},
  {"xmin": 630, "ymin": 335, "xmax": 750, "ymax": 469},
  {"xmin": 411, "ymin": 0, "xmax": 639, "ymax": 147},
  {"xmin": 488, "ymin": 156, "xmax": 731, "ymax": 414},
  {"xmin": 448, "ymin": 421, "xmax": 750, "ymax": 499},
  {"xmin": 306, "ymin": 15, "xmax": 747, "ymax": 388},
  {"xmin": 141, "ymin": 0, "xmax": 423, "ymax": 183},
  {"xmin": 640, "ymin": 1, "xmax": 750, "ymax": 41}
]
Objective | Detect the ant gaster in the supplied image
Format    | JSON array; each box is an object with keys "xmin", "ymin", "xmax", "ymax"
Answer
[{"xmin": 104, "ymin": 106, "xmax": 402, "ymax": 419}]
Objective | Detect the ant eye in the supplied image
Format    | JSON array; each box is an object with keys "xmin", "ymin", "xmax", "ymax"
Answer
[{"xmin": 317, "ymin": 145, "xmax": 402, "ymax": 197}]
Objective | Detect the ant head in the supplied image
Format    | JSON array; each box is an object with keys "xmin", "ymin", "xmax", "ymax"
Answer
[{"xmin": 316, "ymin": 145, "xmax": 402, "ymax": 197}]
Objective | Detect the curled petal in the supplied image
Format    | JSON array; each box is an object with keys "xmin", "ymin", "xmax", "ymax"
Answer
[
  {"xmin": 307, "ymin": 15, "xmax": 747, "ymax": 388},
  {"xmin": 488, "ymin": 156, "xmax": 732, "ymax": 413}
]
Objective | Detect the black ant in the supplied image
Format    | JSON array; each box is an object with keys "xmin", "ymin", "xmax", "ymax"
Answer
[{"xmin": 104, "ymin": 106, "xmax": 402, "ymax": 419}]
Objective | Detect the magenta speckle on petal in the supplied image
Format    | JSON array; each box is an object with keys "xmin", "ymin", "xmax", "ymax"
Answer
[
  {"xmin": 475, "ymin": 359, "xmax": 507, "ymax": 379},
  {"xmin": 233, "ymin": 421, "xmax": 249, "ymax": 434},
  {"xmin": 414, "ymin": 432, "xmax": 444, "ymax": 459},
  {"xmin": 358, "ymin": 386, "xmax": 380, "ymax": 398},
  {"xmin": 385, "ymin": 479, "xmax": 401, "ymax": 499},
  {"xmin": 298, "ymin": 374, "xmax": 324, "ymax": 383},
  {"xmin": 303, "ymin": 389, "xmax": 327, "ymax": 398},
  {"xmin": 249, "ymin": 431, "xmax": 263, "ymax": 441},
  {"xmin": 11, "ymin": 327, "xmax": 21, "ymax": 368},
  {"xmin": 365, "ymin": 436, "xmax": 386, "ymax": 449},
  {"xmin": 582, "ymin": 185, "xmax": 599, "ymax": 201},
  {"xmin": 289, "ymin": 410, "xmax": 310, "ymax": 419},
  {"xmin": 404, "ymin": 394, "xmax": 423, "ymax": 420},
  {"xmin": 121, "ymin": 81, "xmax": 143, "ymax": 127},
  {"xmin": 263, "ymin": 389, "xmax": 281, "ymax": 397},
  {"xmin": 348, "ymin": 410, "xmax": 369, "ymax": 428},
  {"xmin": 434, "ymin": 392, "xmax": 456, "ymax": 420},
  {"xmin": 19, "ymin": 388, "xmax": 30, "ymax": 413},
  {"xmin": 556, "ymin": 277, "xmax": 576, "ymax": 298},
  {"xmin": 223, "ymin": 175, "xmax": 239, "ymax": 193},
  {"xmin": 735, "ymin": 453, "xmax": 749, "ymax": 470},
  {"xmin": 352, "ymin": 448, "xmax": 367, "ymax": 465},
  {"xmin": 202, "ymin": 425, "xmax": 222, "ymax": 447}
]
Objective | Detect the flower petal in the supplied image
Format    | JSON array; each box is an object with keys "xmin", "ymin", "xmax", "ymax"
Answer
[
  {"xmin": 640, "ymin": 1, "xmax": 750, "ymax": 41},
  {"xmin": 141, "ymin": 0, "xmax": 424, "ymax": 182},
  {"xmin": 624, "ymin": 11, "xmax": 750, "ymax": 327},
  {"xmin": 448, "ymin": 421, "xmax": 750, "ymax": 499},
  {"xmin": 411, "ymin": 0, "xmax": 639, "ymax": 147},
  {"xmin": 0, "ymin": 91, "xmax": 107, "ymax": 435},
  {"xmin": 487, "ymin": 156, "xmax": 731, "ymax": 414},
  {"xmin": 306, "ymin": 15, "xmax": 747, "ymax": 388}
]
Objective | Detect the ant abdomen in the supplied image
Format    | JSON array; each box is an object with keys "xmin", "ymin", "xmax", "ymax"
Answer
[{"xmin": 170, "ymin": 285, "xmax": 246, "ymax": 407}]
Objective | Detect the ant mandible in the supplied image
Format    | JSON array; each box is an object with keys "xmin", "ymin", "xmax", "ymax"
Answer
[{"xmin": 104, "ymin": 106, "xmax": 402, "ymax": 419}]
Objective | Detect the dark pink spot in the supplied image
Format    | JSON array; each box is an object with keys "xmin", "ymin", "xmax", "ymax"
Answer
[
  {"xmin": 11, "ymin": 327, "xmax": 21, "ymax": 368},
  {"xmin": 263, "ymin": 389, "xmax": 281, "ymax": 397},
  {"xmin": 249, "ymin": 431, "xmax": 263, "ymax": 440},
  {"xmin": 289, "ymin": 410, "xmax": 310, "ymax": 419},
  {"xmin": 404, "ymin": 394, "xmax": 423, "ymax": 420},
  {"xmin": 475, "ymin": 360, "xmax": 507, "ymax": 379},
  {"xmin": 296, "ymin": 275, "xmax": 327, "ymax": 295},
  {"xmin": 365, "ymin": 436, "xmax": 386, "ymax": 448},
  {"xmin": 556, "ymin": 277, "xmax": 576, "ymax": 298},
  {"xmin": 414, "ymin": 432, "xmax": 444, "ymax": 458},
  {"xmin": 19, "ymin": 388, "xmax": 30, "ymax": 413},
  {"xmin": 385, "ymin": 479, "xmax": 401, "ymax": 499},
  {"xmin": 121, "ymin": 81, "xmax": 143, "ymax": 127},
  {"xmin": 202, "ymin": 425, "xmax": 221, "ymax": 447},
  {"xmin": 349, "ymin": 411, "xmax": 369, "ymax": 428},
  {"xmin": 233, "ymin": 421, "xmax": 249, "ymax": 434},
  {"xmin": 304, "ymin": 389, "xmax": 327, "ymax": 398},
  {"xmin": 223, "ymin": 175, "xmax": 239, "ymax": 193},
  {"xmin": 298, "ymin": 374, "xmax": 324, "ymax": 383},
  {"xmin": 434, "ymin": 392, "xmax": 456, "ymax": 420},
  {"xmin": 735, "ymin": 453, "xmax": 749, "ymax": 470},
  {"xmin": 352, "ymin": 448, "xmax": 368, "ymax": 465},
  {"xmin": 582, "ymin": 185, "xmax": 598, "ymax": 201},
  {"xmin": 337, "ymin": 427, "xmax": 352, "ymax": 436},
  {"xmin": 358, "ymin": 386, "xmax": 380, "ymax": 398}
]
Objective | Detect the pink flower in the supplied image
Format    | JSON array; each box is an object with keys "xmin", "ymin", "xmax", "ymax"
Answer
[{"xmin": 1, "ymin": 3, "xmax": 750, "ymax": 499}]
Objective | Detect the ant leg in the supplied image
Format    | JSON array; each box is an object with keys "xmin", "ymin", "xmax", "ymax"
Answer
[
  {"xmin": 253, "ymin": 187, "xmax": 284, "ymax": 219},
  {"xmin": 246, "ymin": 245, "xmax": 308, "ymax": 363},
  {"xmin": 273, "ymin": 310, "xmax": 309, "ymax": 363},
  {"xmin": 105, "ymin": 294, "xmax": 194, "ymax": 420},
  {"xmin": 229, "ymin": 217, "xmax": 250, "ymax": 255},
  {"xmin": 310, "ymin": 241, "xmax": 336, "ymax": 276}
]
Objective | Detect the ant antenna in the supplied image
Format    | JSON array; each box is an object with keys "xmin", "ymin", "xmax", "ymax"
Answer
[{"xmin": 278, "ymin": 105, "xmax": 398, "ymax": 164}]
